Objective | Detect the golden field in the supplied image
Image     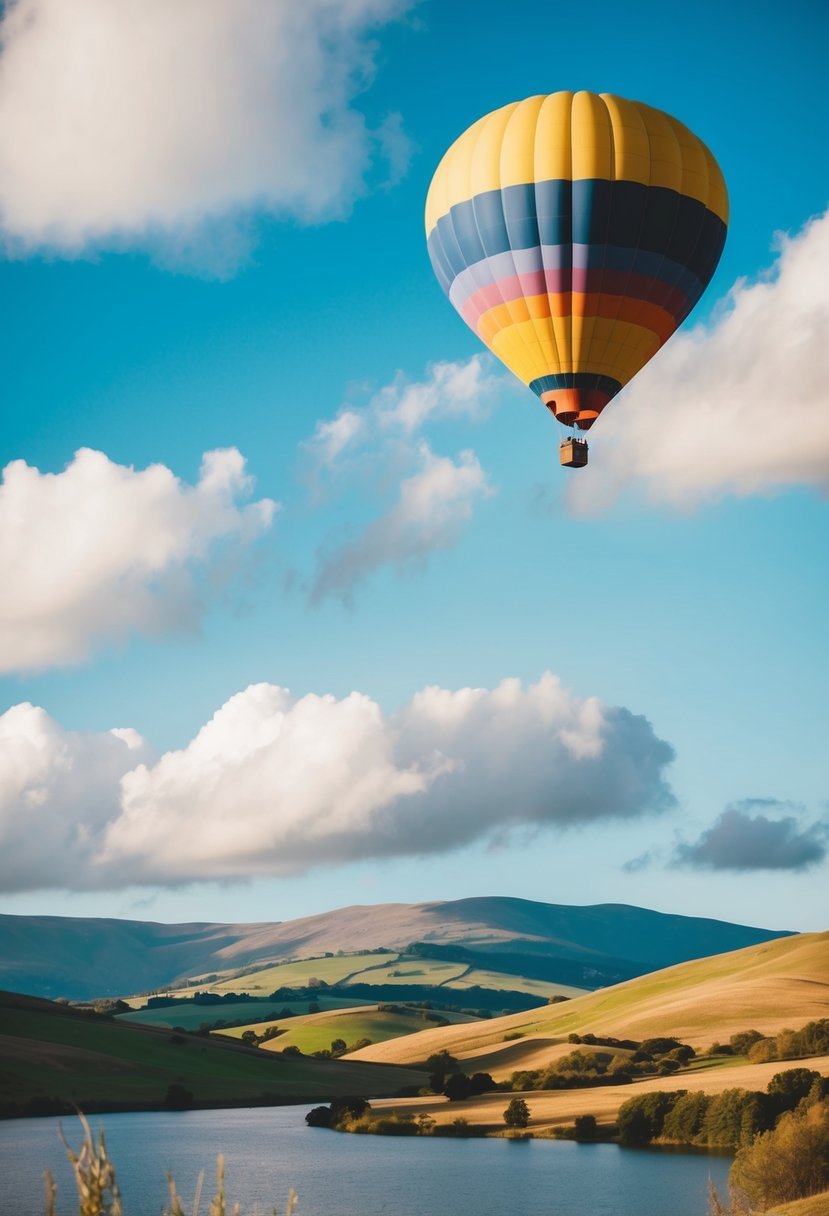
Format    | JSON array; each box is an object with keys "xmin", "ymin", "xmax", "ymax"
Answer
[{"xmin": 349, "ymin": 931, "xmax": 829, "ymax": 1074}]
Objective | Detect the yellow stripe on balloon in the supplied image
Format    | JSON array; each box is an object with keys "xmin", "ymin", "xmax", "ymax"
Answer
[
  {"xmin": 424, "ymin": 91, "xmax": 729, "ymax": 236},
  {"xmin": 490, "ymin": 317, "xmax": 662, "ymax": 386}
]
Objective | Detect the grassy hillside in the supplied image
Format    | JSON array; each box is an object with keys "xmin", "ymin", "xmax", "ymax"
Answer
[
  {"xmin": 350, "ymin": 932, "xmax": 829, "ymax": 1071},
  {"xmin": 217, "ymin": 1003, "xmax": 478, "ymax": 1054},
  {"xmin": 122, "ymin": 993, "xmax": 372, "ymax": 1029},
  {"xmin": 172, "ymin": 952, "xmax": 399, "ymax": 995},
  {"xmin": 0, "ymin": 898, "xmax": 792, "ymax": 1000},
  {"xmin": 343, "ymin": 959, "xmax": 468, "ymax": 986},
  {"xmin": 162, "ymin": 949, "xmax": 577, "ymax": 1004},
  {"xmin": 0, "ymin": 990, "xmax": 427, "ymax": 1119}
]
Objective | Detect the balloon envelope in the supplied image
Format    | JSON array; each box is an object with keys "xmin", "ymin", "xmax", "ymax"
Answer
[{"xmin": 425, "ymin": 92, "xmax": 728, "ymax": 430}]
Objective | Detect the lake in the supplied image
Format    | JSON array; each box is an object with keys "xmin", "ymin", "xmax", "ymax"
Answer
[{"xmin": 0, "ymin": 1106, "xmax": 731, "ymax": 1216}]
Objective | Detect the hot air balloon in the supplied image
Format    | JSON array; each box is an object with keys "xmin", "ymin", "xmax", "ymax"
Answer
[{"xmin": 425, "ymin": 92, "xmax": 728, "ymax": 467}]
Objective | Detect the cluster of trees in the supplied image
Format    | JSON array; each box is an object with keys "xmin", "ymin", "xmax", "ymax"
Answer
[
  {"xmin": 305, "ymin": 1098, "xmax": 486, "ymax": 1137},
  {"xmin": 89, "ymin": 999, "xmax": 131, "ymax": 1017},
  {"xmin": 305, "ymin": 1096, "xmax": 372, "ymax": 1129},
  {"xmin": 617, "ymin": 1068, "xmax": 829, "ymax": 1149},
  {"xmin": 710, "ymin": 1018, "xmax": 829, "ymax": 1066},
  {"xmin": 567, "ymin": 1031, "xmax": 639, "ymax": 1050},
  {"xmin": 506, "ymin": 1037, "xmax": 695, "ymax": 1092},
  {"xmin": 423, "ymin": 1050, "xmax": 496, "ymax": 1100},
  {"xmin": 240, "ymin": 1025, "xmax": 286, "ymax": 1047},
  {"xmin": 308, "ymin": 1037, "xmax": 373, "ymax": 1059},
  {"xmin": 259, "ymin": 981, "xmax": 539, "ymax": 1014},
  {"xmin": 376, "ymin": 1002, "xmax": 448, "ymax": 1025},
  {"xmin": 145, "ymin": 991, "xmax": 261, "ymax": 1009},
  {"xmin": 307, "ymin": 1092, "xmax": 534, "ymax": 1136}
]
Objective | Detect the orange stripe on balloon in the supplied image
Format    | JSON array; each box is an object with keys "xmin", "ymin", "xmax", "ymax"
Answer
[{"xmin": 477, "ymin": 293, "xmax": 674, "ymax": 347}]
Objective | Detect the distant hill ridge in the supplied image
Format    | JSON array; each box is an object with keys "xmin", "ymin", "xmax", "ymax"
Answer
[{"xmin": 0, "ymin": 897, "xmax": 793, "ymax": 1001}]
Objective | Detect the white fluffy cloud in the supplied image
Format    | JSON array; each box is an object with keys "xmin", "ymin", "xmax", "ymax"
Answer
[
  {"xmin": 0, "ymin": 703, "xmax": 150, "ymax": 892},
  {"xmin": 0, "ymin": 0, "xmax": 409, "ymax": 262},
  {"xmin": 566, "ymin": 208, "xmax": 829, "ymax": 513},
  {"xmin": 0, "ymin": 447, "xmax": 276, "ymax": 672},
  {"xmin": 0, "ymin": 674, "xmax": 676, "ymax": 891},
  {"xmin": 310, "ymin": 443, "xmax": 492, "ymax": 603}
]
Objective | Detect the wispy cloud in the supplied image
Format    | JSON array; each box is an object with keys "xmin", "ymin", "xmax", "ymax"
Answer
[
  {"xmin": 0, "ymin": 448, "xmax": 276, "ymax": 672},
  {"xmin": 310, "ymin": 443, "xmax": 492, "ymax": 604},
  {"xmin": 0, "ymin": 0, "xmax": 411, "ymax": 270},
  {"xmin": 566, "ymin": 208, "xmax": 829, "ymax": 513},
  {"xmin": 303, "ymin": 356, "xmax": 508, "ymax": 601},
  {"xmin": 0, "ymin": 673, "xmax": 676, "ymax": 891},
  {"xmin": 304, "ymin": 356, "xmax": 505, "ymax": 475}
]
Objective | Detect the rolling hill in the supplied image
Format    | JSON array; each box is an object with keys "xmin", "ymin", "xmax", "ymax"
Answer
[
  {"xmin": 0, "ymin": 989, "xmax": 427, "ymax": 1119},
  {"xmin": 0, "ymin": 897, "xmax": 792, "ymax": 1000},
  {"xmin": 349, "ymin": 931, "xmax": 829, "ymax": 1073}
]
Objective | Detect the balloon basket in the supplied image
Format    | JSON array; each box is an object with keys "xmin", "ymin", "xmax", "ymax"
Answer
[{"xmin": 560, "ymin": 438, "xmax": 588, "ymax": 468}]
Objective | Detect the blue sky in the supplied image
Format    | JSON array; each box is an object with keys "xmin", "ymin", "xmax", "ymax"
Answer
[{"xmin": 1, "ymin": 0, "xmax": 827, "ymax": 934}]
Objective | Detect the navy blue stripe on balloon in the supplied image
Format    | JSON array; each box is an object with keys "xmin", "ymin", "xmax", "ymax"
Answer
[
  {"xmin": 427, "ymin": 179, "xmax": 726, "ymax": 299},
  {"xmin": 528, "ymin": 373, "xmax": 623, "ymax": 399}
]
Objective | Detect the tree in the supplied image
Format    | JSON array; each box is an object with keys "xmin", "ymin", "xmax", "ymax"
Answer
[
  {"xmin": 663, "ymin": 1092, "xmax": 710, "ymax": 1143},
  {"xmin": 426, "ymin": 1049, "xmax": 458, "ymax": 1093},
  {"xmin": 329, "ymin": 1097, "xmax": 371, "ymax": 1127},
  {"xmin": 731, "ymin": 1100, "xmax": 829, "ymax": 1210},
  {"xmin": 768, "ymin": 1068, "xmax": 822, "ymax": 1111},
  {"xmin": 305, "ymin": 1105, "xmax": 331, "ymax": 1128},
  {"xmin": 730, "ymin": 1030, "xmax": 764, "ymax": 1056},
  {"xmin": 702, "ymin": 1088, "xmax": 774, "ymax": 1148},
  {"xmin": 444, "ymin": 1073, "xmax": 472, "ymax": 1102},
  {"xmin": 504, "ymin": 1097, "xmax": 530, "ymax": 1129},
  {"xmin": 618, "ymin": 1091, "xmax": 685, "ymax": 1146},
  {"xmin": 573, "ymin": 1114, "xmax": 598, "ymax": 1140},
  {"xmin": 330, "ymin": 1038, "xmax": 347, "ymax": 1057},
  {"xmin": 468, "ymin": 1072, "xmax": 496, "ymax": 1096},
  {"xmin": 425, "ymin": 1050, "xmax": 458, "ymax": 1076}
]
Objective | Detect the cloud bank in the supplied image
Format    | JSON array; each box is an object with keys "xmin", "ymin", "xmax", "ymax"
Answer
[
  {"xmin": 0, "ymin": 674, "xmax": 676, "ymax": 891},
  {"xmin": 0, "ymin": 448, "xmax": 276, "ymax": 672},
  {"xmin": 674, "ymin": 800, "xmax": 828, "ymax": 872},
  {"xmin": 305, "ymin": 357, "xmax": 507, "ymax": 601},
  {"xmin": 0, "ymin": 0, "xmax": 410, "ymax": 264},
  {"xmin": 566, "ymin": 208, "xmax": 829, "ymax": 512}
]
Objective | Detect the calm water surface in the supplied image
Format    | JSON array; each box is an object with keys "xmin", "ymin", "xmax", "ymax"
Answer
[{"xmin": 0, "ymin": 1106, "xmax": 731, "ymax": 1216}]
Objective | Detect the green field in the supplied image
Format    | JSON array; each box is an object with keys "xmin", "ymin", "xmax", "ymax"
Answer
[
  {"xmin": 171, "ymin": 953, "xmax": 400, "ymax": 996},
  {"xmin": 218, "ymin": 1003, "xmax": 478, "ymax": 1054},
  {"xmin": 142, "ymin": 948, "xmax": 567, "ymax": 1005},
  {"xmin": 0, "ymin": 991, "xmax": 427, "ymax": 1118},
  {"xmin": 344, "ymin": 959, "xmax": 469, "ymax": 986},
  {"xmin": 447, "ymin": 968, "xmax": 585, "ymax": 1000},
  {"xmin": 121, "ymin": 994, "xmax": 372, "ymax": 1030}
]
